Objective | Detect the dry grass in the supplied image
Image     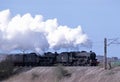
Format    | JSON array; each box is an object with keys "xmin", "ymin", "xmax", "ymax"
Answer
[{"xmin": 3, "ymin": 66, "xmax": 120, "ymax": 82}]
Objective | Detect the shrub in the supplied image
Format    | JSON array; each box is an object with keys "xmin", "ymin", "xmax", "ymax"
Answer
[
  {"xmin": 0, "ymin": 58, "xmax": 14, "ymax": 81},
  {"xmin": 54, "ymin": 65, "xmax": 71, "ymax": 81},
  {"xmin": 31, "ymin": 72, "xmax": 39, "ymax": 80}
]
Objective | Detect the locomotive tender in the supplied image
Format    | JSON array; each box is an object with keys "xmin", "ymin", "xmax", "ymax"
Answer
[{"xmin": 7, "ymin": 51, "xmax": 98, "ymax": 66}]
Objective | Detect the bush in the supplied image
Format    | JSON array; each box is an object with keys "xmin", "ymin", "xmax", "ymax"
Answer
[
  {"xmin": 31, "ymin": 72, "xmax": 39, "ymax": 80},
  {"xmin": 54, "ymin": 65, "xmax": 71, "ymax": 81},
  {"xmin": 0, "ymin": 59, "xmax": 14, "ymax": 81}
]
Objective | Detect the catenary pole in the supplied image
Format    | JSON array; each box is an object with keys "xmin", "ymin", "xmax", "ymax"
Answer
[{"xmin": 104, "ymin": 38, "xmax": 107, "ymax": 69}]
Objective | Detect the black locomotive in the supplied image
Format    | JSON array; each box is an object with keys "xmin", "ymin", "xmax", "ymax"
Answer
[{"xmin": 7, "ymin": 51, "xmax": 99, "ymax": 66}]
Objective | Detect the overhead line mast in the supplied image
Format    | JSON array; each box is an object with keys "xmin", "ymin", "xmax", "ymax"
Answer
[
  {"xmin": 104, "ymin": 38, "xmax": 107, "ymax": 69},
  {"xmin": 104, "ymin": 37, "xmax": 120, "ymax": 70}
]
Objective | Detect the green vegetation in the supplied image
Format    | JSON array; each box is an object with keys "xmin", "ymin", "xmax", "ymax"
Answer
[{"xmin": 111, "ymin": 61, "xmax": 120, "ymax": 67}]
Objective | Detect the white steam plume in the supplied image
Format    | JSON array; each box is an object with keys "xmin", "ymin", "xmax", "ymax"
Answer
[{"xmin": 0, "ymin": 9, "xmax": 91, "ymax": 53}]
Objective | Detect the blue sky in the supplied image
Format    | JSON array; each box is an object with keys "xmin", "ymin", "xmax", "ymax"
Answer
[{"xmin": 0, "ymin": 0, "xmax": 120, "ymax": 57}]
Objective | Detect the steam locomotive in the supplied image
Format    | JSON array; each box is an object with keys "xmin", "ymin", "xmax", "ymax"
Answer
[{"xmin": 7, "ymin": 51, "xmax": 99, "ymax": 66}]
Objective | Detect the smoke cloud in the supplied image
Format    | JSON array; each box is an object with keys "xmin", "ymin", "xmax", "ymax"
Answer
[{"xmin": 0, "ymin": 9, "xmax": 91, "ymax": 53}]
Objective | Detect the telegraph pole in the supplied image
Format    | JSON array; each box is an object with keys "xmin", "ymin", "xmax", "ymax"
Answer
[{"xmin": 104, "ymin": 38, "xmax": 107, "ymax": 69}]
